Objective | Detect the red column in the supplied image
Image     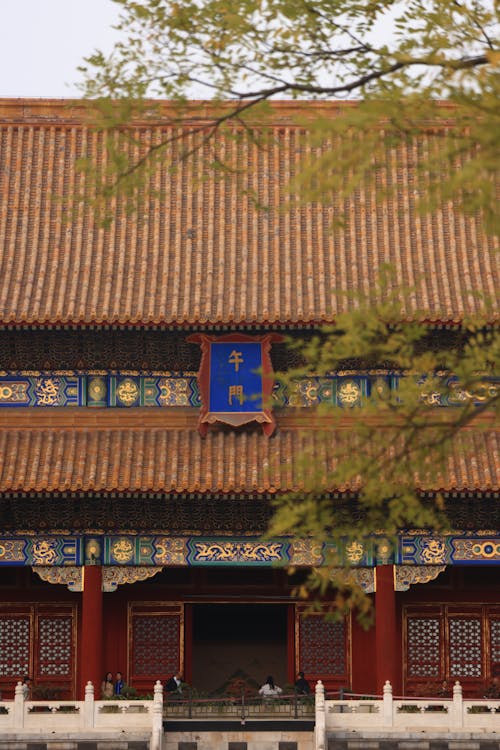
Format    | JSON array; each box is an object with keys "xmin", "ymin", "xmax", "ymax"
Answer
[
  {"xmin": 79, "ymin": 565, "xmax": 103, "ymax": 699},
  {"xmin": 184, "ymin": 604, "xmax": 192, "ymax": 684},
  {"xmin": 375, "ymin": 565, "xmax": 399, "ymax": 694},
  {"xmin": 287, "ymin": 604, "xmax": 296, "ymax": 685}
]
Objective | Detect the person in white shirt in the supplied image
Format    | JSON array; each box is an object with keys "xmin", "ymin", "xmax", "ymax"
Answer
[{"xmin": 258, "ymin": 675, "xmax": 282, "ymax": 698}]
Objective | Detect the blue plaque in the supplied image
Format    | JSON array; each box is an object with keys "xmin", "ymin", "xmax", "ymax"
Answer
[{"xmin": 209, "ymin": 342, "xmax": 263, "ymax": 413}]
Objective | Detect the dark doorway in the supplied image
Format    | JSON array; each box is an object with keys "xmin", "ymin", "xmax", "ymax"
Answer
[{"xmin": 191, "ymin": 604, "xmax": 288, "ymax": 695}]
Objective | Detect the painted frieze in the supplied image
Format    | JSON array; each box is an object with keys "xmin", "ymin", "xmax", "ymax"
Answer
[
  {"xmin": 0, "ymin": 533, "xmax": 498, "ymax": 567},
  {"xmin": 0, "ymin": 372, "xmax": 496, "ymax": 408}
]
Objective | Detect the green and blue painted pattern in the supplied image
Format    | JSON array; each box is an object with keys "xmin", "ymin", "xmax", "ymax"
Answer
[
  {"xmin": 0, "ymin": 372, "xmax": 496, "ymax": 408},
  {"xmin": 0, "ymin": 533, "xmax": 498, "ymax": 567}
]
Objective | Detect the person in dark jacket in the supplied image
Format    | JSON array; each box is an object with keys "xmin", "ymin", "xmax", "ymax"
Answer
[
  {"xmin": 165, "ymin": 672, "xmax": 183, "ymax": 694},
  {"xmin": 295, "ymin": 671, "xmax": 311, "ymax": 695}
]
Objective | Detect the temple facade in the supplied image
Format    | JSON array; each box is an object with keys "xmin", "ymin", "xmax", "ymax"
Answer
[{"xmin": 0, "ymin": 99, "xmax": 498, "ymax": 702}]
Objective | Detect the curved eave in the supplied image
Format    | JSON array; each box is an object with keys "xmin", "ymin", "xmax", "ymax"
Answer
[
  {"xmin": 0, "ymin": 409, "xmax": 497, "ymax": 496},
  {"xmin": 1, "ymin": 317, "xmax": 497, "ymax": 331}
]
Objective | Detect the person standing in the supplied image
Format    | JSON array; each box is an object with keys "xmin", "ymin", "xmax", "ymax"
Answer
[
  {"xmin": 21, "ymin": 676, "xmax": 32, "ymax": 700},
  {"xmin": 295, "ymin": 671, "xmax": 311, "ymax": 695},
  {"xmin": 165, "ymin": 672, "xmax": 183, "ymax": 694},
  {"xmin": 114, "ymin": 671, "xmax": 125, "ymax": 696},
  {"xmin": 101, "ymin": 672, "xmax": 114, "ymax": 699}
]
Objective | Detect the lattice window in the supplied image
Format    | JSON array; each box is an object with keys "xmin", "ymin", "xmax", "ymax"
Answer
[
  {"xmin": 299, "ymin": 616, "xmax": 346, "ymax": 675},
  {"xmin": 490, "ymin": 619, "xmax": 500, "ymax": 674},
  {"xmin": 38, "ymin": 617, "xmax": 72, "ymax": 676},
  {"xmin": 407, "ymin": 618, "xmax": 441, "ymax": 677},
  {"xmin": 449, "ymin": 618, "xmax": 482, "ymax": 677},
  {"xmin": 0, "ymin": 617, "xmax": 30, "ymax": 676},
  {"xmin": 132, "ymin": 615, "xmax": 180, "ymax": 676}
]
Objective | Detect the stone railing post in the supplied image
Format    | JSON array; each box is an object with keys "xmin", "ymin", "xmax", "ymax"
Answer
[
  {"xmin": 451, "ymin": 680, "xmax": 463, "ymax": 729},
  {"xmin": 13, "ymin": 681, "xmax": 24, "ymax": 729},
  {"xmin": 314, "ymin": 680, "xmax": 326, "ymax": 750},
  {"xmin": 151, "ymin": 680, "xmax": 164, "ymax": 750},
  {"xmin": 383, "ymin": 680, "xmax": 393, "ymax": 727},
  {"xmin": 84, "ymin": 681, "xmax": 95, "ymax": 729}
]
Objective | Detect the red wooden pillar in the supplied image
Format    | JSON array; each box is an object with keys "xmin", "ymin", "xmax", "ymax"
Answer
[
  {"xmin": 184, "ymin": 604, "xmax": 192, "ymax": 684},
  {"xmin": 287, "ymin": 604, "xmax": 296, "ymax": 685},
  {"xmin": 375, "ymin": 565, "xmax": 399, "ymax": 694},
  {"xmin": 80, "ymin": 565, "xmax": 103, "ymax": 699}
]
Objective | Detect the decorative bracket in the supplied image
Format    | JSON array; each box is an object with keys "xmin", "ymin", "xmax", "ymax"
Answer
[
  {"xmin": 330, "ymin": 567, "xmax": 375, "ymax": 593},
  {"xmin": 34, "ymin": 565, "xmax": 164, "ymax": 592},
  {"xmin": 101, "ymin": 566, "xmax": 164, "ymax": 592},
  {"xmin": 394, "ymin": 564, "xmax": 446, "ymax": 591},
  {"xmin": 34, "ymin": 566, "xmax": 83, "ymax": 592}
]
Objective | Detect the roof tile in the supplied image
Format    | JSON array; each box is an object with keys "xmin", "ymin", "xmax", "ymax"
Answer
[
  {"xmin": 0, "ymin": 424, "xmax": 496, "ymax": 495},
  {"xmin": 0, "ymin": 100, "xmax": 498, "ymax": 327}
]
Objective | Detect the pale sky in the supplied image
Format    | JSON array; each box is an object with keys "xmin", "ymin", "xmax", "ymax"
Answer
[
  {"xmin": 0, "ymin": 0, "xmax": 397, "ymax": 101},
  {"xmin": 0, "ymin": 0, "xmax": 401, "ymax": 101},
  {"xmin": 0, "ymin": 0, "xmax": 121, "ymax": 98}
]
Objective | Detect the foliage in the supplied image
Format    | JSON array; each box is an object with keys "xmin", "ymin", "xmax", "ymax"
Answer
[
  {"xmin": 80, "ymin": 0, "xmax": 500, "ymax": 233},
  {"xmin": 268, "ymin": 277, "xmax": 499, "ymax": 620},
  {"xmin": 467, "ymin": 704, "xmax": 492, "ymax": 713},
  {"xmin": 397, "ymin": 703, "xmax": 422, "ymax": 713},
  {"xmin": 217, "ymin": 669, "xmax": 260, "ymax": 699},
  {"xmin": 108, "ymin": 685, "xmax": 153, "ymax": 699}
]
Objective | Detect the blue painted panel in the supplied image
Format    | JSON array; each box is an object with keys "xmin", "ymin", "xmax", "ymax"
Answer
[{"xmin": 209, "ymin": 342, "xmax": 263, "ymax": 413}]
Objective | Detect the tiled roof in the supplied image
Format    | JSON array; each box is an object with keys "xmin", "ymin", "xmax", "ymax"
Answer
[
  {"xmin": 0, "ymin": 410, "xmax": 497, "ymax": 494},
  {"xmin": 0, "ymin": 99, "xmax": 498, "ymax": 328}
]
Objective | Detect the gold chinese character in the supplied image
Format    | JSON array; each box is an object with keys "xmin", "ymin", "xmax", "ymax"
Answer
[
  {"xmin": 229, "ymin": 385, "xmax": 244, "ymax": 405},
  {"xmin": 228, "ymin": 350, "xmax": 244, "ymax": 372}
]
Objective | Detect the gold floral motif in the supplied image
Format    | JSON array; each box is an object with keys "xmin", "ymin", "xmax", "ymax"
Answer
[
  {"xmin": 0, "ymin": 539, "xmax": 26, "ymax": 562},
  {"xmin": 116, "ymin": 378, "xmax": 139, "ymax": 406},
  {"xmin": 111, "ymin": 538, "xmax": 134, "ymax": 563},
  {"xmin": 0, "ymin": 382, "xmax": 29, "ymax": 403},
  {"xmin": 193, "ymin": 541, "xmax": 282, "ymax": 563},
  {"xmin": 88, "ymin": 377, "xmax": 106, "ymax": 401},
  {"xmin": 31, "ymin": 539, "xmax": 58, "ymax": 565},
  {"xmin": 85, "ymin": 538, "xmax": 101, "ymax": 563},
  {"xmin": 289, "ymin": 540, "xmax": 323, "ymax": 566},
  {"xmin": 154, "ymin": 538, "xmax": 187, "ymax": 565},
  {"xmin": 345, "ymin": 541, "xmax": 364, "ymax": 564},
  {"xmin": 372, "ymin": 377, "xmax": 389, "ymax": 398},
  {"xmin": 337, "ymin": 380, "xmax": 361, "ymax": 407},
  {"xmin": 158, "ymin": 378, "xmax": 190, "ymax": 406},
  {"xmin": 288, "ymin": 379, "xmax": 318, "ymax": 407},
  {"xmin": 447, "ymin": 382, "xmax": 469, "ymax": 403},
  {"xmin": 470, "ymin": 382, "xmax": 498, "ymax": 401},
  {"xmin": 376, "ymin": 539, "xmax": 392, "ymax": 563},
  {"xmin": 0, "ymin": 385, "xmax": 13, "ymax": 400},
  {"xmin": 453, "ymin": 539, "xmax": 500, "ymax": 561},
  {"xmin": 394, "ymin": 564, "xmax": 446, "ymax": 591}
]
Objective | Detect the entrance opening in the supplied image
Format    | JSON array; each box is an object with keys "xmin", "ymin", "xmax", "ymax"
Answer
[{"xmin": 191, "ymin": 604, "xmax": 288, "ymax": 695}]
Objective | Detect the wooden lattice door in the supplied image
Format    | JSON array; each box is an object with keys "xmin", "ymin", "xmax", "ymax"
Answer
[
  {"xmin": 128, "ymin": 603, "xmax": 183, "ymax": 694},
  {"xmin": 404, "ymin": 604, "xmax": 500, "ymax": 696},
  {"xmin": 0, "ymin": 603, "xmax": 76, "ymax": 699},
  {"xmin": 489, "ymin": 613, "xmax": 500, "ymax": 679},
  {"xmin": 295, "ymin": 604, "xmax": 350, "ymax": 692}
]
